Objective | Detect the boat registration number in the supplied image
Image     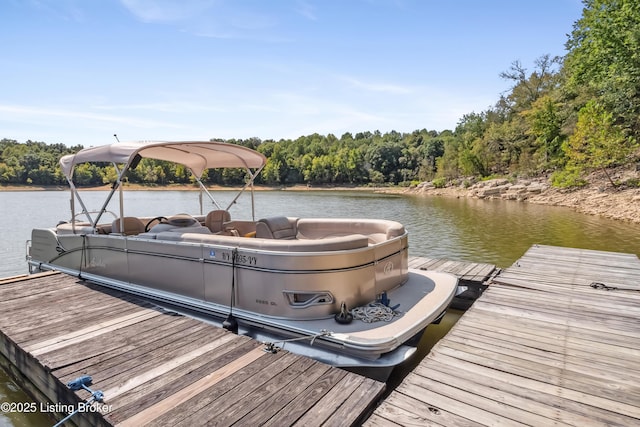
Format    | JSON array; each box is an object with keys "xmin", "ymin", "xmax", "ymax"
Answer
[{"xmin": 221, "ymin": 251, "xmax": 258, "ymax": 265}]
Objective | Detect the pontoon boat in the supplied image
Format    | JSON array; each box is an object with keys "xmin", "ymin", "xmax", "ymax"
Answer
[{"xmin": 27, "ymin": 141, "xmax": 457, "ymax": 380}]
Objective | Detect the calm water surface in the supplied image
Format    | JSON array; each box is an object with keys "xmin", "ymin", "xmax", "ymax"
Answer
[
  {"xmin": 2, "ymin": 189, "xmax": 639, "ymax": 278},
  {"xmin": 0, "ymin": 189, "xmax": 639, "ymax": 425}
]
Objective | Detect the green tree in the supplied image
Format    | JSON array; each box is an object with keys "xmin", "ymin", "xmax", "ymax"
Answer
[
  {"xmin": 522, "ymin": 94, "xmax": 564, "ymax": 169},
  {"xmin": 563, "ymin": 100, "xmax": 638, "ymax": 186},
  {"xmin": 364, "ymin": 142, "xmax": 403, "ymax": 183},
  {"xmin": 261, "ymin": 158, "xmax": 284, "ymax": 185},
  {"xmin": 422, "ymin": 138, "xmax": 444, "ymax": 166},
  {"xmin": 101, "ymin": 165, "xmax": 119, "ymax": 184},
  {"xmin": 0, "ymin": 163, "xmax": 16, "ymax": 183},
  {"xmin": 27, "ymin": 166, "xmax": 55, "ymax": 185},
  {"xmin": 436, "ymin": 138, "xmax": 462, "ymax": 179},
  {"xmin": 453, "ymin": 112, "xmax": 489, "ymax": 176},
  {"xmin": 74, "ymin": 163, "xmax": 102, "ymax": 186},
  {"xmin": 564, "ymin": 0, "xmax": 640, "ymax": 136},
  {"xmin": 500, "ymin": 55, "xmax": 562, "ymax": 113},
  {"xmin": 259, "ymin": 143, "xmax": 288, "ymax": 185}
]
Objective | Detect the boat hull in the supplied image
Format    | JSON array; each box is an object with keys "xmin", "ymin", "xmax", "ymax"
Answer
[
  {"xmin": 29, "ymin": 229, "xmax": 409, "ymax": 320},
  {"xmin": 28, "ymin": 228, "xmax": 457, "ymax": 370}
]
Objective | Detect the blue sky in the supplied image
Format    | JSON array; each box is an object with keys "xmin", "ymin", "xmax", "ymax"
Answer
[{"xmin": 1, "ymin": 0, "xmax": 584, "ymax": 147}]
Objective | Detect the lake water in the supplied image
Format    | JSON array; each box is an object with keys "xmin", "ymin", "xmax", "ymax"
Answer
[
  {"xmin": 1, "ymin": 189, "xmax": 639, "ymax": 425},
  {"xmin": 2, "ymin": 189, "xmax": 640, "ymax": 278}
]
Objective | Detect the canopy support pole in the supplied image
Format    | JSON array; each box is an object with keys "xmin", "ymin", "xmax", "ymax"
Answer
[
  {"xmin": 195, "ymin": 176, "xmax": 222, "ymax": 211},
  {"xmin": 89, "ymin": 163, "xmax": 130, "ymax": 233},
  {"xmin": 66, "ymin": 178, "xmax": 93, "ymax": 231},
  {"xmin": 224, "ymin": 165, "xmax": 264, "ymax": 221}
]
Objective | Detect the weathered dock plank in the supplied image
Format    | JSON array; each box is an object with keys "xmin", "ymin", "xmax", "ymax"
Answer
[
  {"xmin": 499, "ymin": 244, "xmax": 640, "ymax": 290},
  {"xmin": 409, "ymin": 257, "xmax": 496, "ymax": 283},
  {"xmin": 371, "ymin": 246, "xmax": 640, "ymax": 426},
  {"xmin": 0, "ymin": 272, "xmax": 385, "ymax": 426},
  {"xmin": 409, "ymin": 256, "xmax": 497, "ymax": 310}
]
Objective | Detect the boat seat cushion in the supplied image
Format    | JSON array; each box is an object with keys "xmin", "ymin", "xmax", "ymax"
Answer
[
  {"xmin": 56, "ymin": 222, "xmax": 96, "ymax": 235},
  {"xmin": 144, "ymin": 222, "xmax": 210, "ymax": 235},
  {"xmin": 255, "ymin": 216, "xmax": 298, "ymax": 240},
  {"xmin": 112, "ymin": 217, "xmax": 146, "ymax": 235},
  {"xmin": 205, "ymin": 210, "xmax": 231, "ymax": 233},
  {"xmin": 296, "ymin": 218, "xmax": 405, "ymax": 243},
  {"xmin": 156, "ymin": 232, "xmax": 369, "ymax": 252}
]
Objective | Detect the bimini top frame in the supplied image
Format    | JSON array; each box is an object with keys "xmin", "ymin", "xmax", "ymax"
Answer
[{"xmin": 59, "ymin": 141, "xmax": 267, "ymax": 231}]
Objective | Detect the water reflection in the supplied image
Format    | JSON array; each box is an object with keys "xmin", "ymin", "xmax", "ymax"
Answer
[{"xmin": 403, "ymin": 195, "xmax": 639, "ymax": 267}]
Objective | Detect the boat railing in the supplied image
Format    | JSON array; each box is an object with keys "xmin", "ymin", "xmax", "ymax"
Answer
[
  {"xmin": 55, "ymin": 214, "xmax": 406, "ymax": 250},
  {"xmin": 70, "ymin": 209, "xmax": 118, "ymax": 223}
]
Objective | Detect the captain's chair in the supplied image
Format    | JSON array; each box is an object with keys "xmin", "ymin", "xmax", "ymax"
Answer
[
  {"xmin": 112, "ymin": 217, "xmax": 145, "ymax": 236},
  {"xmin": 205, "ymin": 210, "xmax": 231, "ymax": 233}
]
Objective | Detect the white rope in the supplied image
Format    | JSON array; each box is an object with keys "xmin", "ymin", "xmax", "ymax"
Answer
[{"xmin": 351, "ymin": 303, "xmax": 399, "ymax": 323}]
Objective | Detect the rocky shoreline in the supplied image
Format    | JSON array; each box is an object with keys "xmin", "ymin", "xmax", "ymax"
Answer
[
  {"xmin": 401, "ymin": 171, "xmax": 640, "ymax": 224},
  {"xmin": 3, "ymin": 170, "xmax": 639, "ymax": 224}
]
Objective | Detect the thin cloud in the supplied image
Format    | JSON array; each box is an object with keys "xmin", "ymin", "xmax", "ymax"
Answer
[
  {"xmin": 119, "ymin": 0, "xmax": 287, "ymax": 41},
  {"xmin": 0, "ymin": 104, "xmax": 183, "ymax": 129},
  {"xmin": 91, "ymin": 102, "xmax": 229, "ymax": 114},
  {"xmin": 118, "ymin": 0, "xmax": 215, "ymax": 23},
  {"xmin": 295, "ymin": 0, "xmax": 318, "ymax": 21},
  {"xmin": 27, "ymin": 0, "xmax": 86, "ymax": 22},
  {"xmin": 340, "ymin": 76, "xmax": 414, "ymax": 95}
]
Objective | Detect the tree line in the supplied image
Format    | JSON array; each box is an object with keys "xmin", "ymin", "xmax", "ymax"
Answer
[
  {"xmin": 2, "ymin": 0, "xmax": 638, "ymax": 189},
  {"xmin": 0, "ymin": 132, "xmax": 443, "ymax": 187}
]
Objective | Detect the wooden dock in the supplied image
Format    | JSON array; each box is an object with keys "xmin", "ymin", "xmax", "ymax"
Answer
[
  {"xmin": 370, "ymin": 245, "xmax": 640, "ymax": 426},
  {"xmin": 0, "ymin": 272, "xmax": 385, "ymax": 426},
  {"xmin": 408, "ymin": 257, "xmax": 496, "ymax": 284},
  {"xmin": 6, "ymin": 248, "xmax": 637, "ymax": 426},
  {"xmin": 409, "ymin": 257, "xmax": 497, "ymax": 309}
]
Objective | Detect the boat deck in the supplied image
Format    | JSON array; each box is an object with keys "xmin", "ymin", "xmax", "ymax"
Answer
[
  {"xmin": 369, "ymin": 245, "xmax": 640, "ymax": 426},
  {"xmin": 0, "ymin": 272, "xmax": 384, "ymax": 426}
]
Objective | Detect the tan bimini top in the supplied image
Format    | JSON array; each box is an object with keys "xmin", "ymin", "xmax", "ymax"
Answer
[{"xmin": 60, "ymin": 140, "xmax": 267, "ymax": 179}]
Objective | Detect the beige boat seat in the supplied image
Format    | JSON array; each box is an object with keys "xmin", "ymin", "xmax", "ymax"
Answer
[
  {"xmin": 296, "ymin": 218, "xmax": 405, "ymax": 244},
  {"xmin": 112, "ymin": 217, "xmax": 145, "ymax": 235},
  {"xmin": 157, "ymin": 232, "xmax": 369, "ymax": 252},
  {"xmin": 205, "ymin": 210, "xmax": 231, "ymax": 233},
  {"xmin": 255, "ymin": 216, "xmax": 298, "ymax": 239}
]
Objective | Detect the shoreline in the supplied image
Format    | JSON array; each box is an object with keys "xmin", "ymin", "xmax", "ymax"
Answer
[
  {"xmin": 388, "ymin": 175, "xmax": 640, "ymax": 225},
  {"xmin": 400, "ymin": 185, "xmax": 640, "ymax": 224},
  {"xmin": 0, "ymin": 183, "xmax": 381, "ymax": 192},
  {"xmin": 3, "ymin": 178, "xmax": 639, "ymax": 224}
]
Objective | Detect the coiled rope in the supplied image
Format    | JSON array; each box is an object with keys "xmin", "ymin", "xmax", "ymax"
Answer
[{"xmin": 351, "ymin": 302, "xmax": 399, "ymax": 323}]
